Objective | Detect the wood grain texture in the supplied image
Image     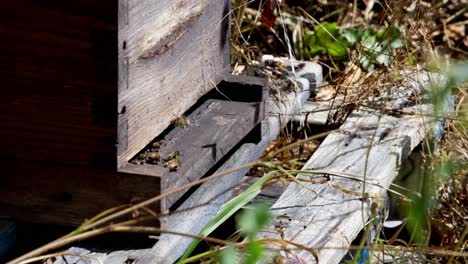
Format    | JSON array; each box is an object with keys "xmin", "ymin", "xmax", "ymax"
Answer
[
  {"xmin": 159, "ymin": 99, "xmax": 263, "ymax": 212},
  {"xmin": 0, "ymin": 0, "xmax": 150, "ymax": 227},
  {"xmin": 117, "ymin": 0, "xmax": 231, "ymax": 167},
  {"xmin": 0, "ymin": 0, "xmax": 230, "ymax": 168},
  {"xmin": 233, "ymin": 176, "xmax": 289, "ymax": 205},
  {"xmin": 257, "ymin": 72, "xmax": 445, "ymax": 264},
  {"xmin": 0, "ymin": 159, "xmax": 161, "ymax": 226},
  {"xmin": 53, "ymin": 247, "xmax": 153, "ymax": 264},
  {"xmin": 0, "ymin": 98, "xmax": 261, "ymax": 226},
  {"xmin": 142, "ymin": 61, "xmax": 323, "ymax": 264},
  {"xmin": 293, "ymin": 99, "xmax": 343, "ymax": 125},
  {"xmin": 53, "ymin": 61, "xmax": 322, "ymax": 264},
  {"xmin": 0, "ymin": 0, "xmax": 118, "ymax": 167},
  {"xmin": 150, "ymin": 143, "xmax": 266, "ymax": 263}
]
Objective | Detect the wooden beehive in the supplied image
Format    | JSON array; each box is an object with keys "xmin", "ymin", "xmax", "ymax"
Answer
[{"xmin": 0, "ymin": 0, "xmax": 265, "ymax": 225}]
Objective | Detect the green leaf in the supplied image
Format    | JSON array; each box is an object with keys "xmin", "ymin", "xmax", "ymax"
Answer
[
  {"xmin": 178, "ymin": 170, "xmax": 277, "ymax": 261},
  {"xmin": 326, "ymin": 37, "xmax": 349, "ymax": 58},
  {"xmin": 435, "ymin": 160, "xmax": 458, "ymax": 181},
  {"xmin": 315, "ymin": 21, "xmax": 340, "ymax": 38},
  {"xmin": 448, "ymin": 63, "xmax": 468, "ymax": 84},
  {"xmin": 376, "ymin": 52, "xmax": 391, "ymax": 66},
  {"xmin": 305, "ymin": 22, "xmax": 350, "ymax": 58},
  {"xmin": 309, "ymin": 45, "xmax": 326, "ymax": 56},
  {"xmin": 376, "ymin": 26, "xmax": 404, "ymax": 49},
  {"xmin": 304, "ymin": 30, "xmax": 317, "ymax": 46},
  {"xmin": 316, "ymin": 22, "xmax": 350, "ymax": 58},
  {"xmin": 304, "ymin": 34, "xmax": 323, "ymax": 56},
  {"xmin": 342, "ymin": 28, "xmax": 364, "ymax": 45},
  {"xmin": 305, "ymin": 25, "xmax": 403, "ymax": 67},
  {"xmin": 406, "ymin": 54, "xmax": 416, "ymax": 65},
  {"xmin": 359, "ymin": 51, "xmax": 375, "ymax": 71},
  {"xmin": 244, "ymin": 241, "xmax": 264, "ymax": 264},
  {"xmin": 360, "ymin": 30, "xmax": 379, "ymax": 53},
  {"xmin": 389, "ymin": 38, "xmax": 404, "ymax": 49},
  {"xmin": 358, "ymin": 29, "xmax": 391, "ymax": 70},
  {"xmin": 237, "ymin": 203, "xmax": 271, "ymax": 240},
  {"xmin": 219, "ymin": 245, "xmax": 239, "ymax": 264}
]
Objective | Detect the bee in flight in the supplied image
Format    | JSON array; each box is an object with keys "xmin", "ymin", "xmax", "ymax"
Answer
[{"xmin": 172, "ymin": 115, "xmax": 190, "ymax": 128}]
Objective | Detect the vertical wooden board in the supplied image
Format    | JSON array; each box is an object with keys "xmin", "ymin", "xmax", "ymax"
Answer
[
  {"xmin": 142, "ymin": 61, "xmax": 323, "ymax": 263},
  {"xmin": 47, "ymin": 60, "xmax": 322, "ymax": 264},
  {"xmin": 0, "ymin": 0, "xmax": 118, "ymax": 166},
  {"xmin": 117, "ymin": 0, "xmax": 231, "ymax": 167},
  {"xmin": 0, "ymin": 159, "xmax": 161, "ymax": 226}
]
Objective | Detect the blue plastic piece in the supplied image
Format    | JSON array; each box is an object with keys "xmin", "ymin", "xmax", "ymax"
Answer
[
  {"xmin": 0, "ymin": 220, "xmax": 16, "ymax": 258},
  {"xmin": 358, "ymin": 249, "xmax": 369, "ymax": 264},
  {"xmin": 433, "ymin": 95, "xmax": 455, "ymax": 141}
]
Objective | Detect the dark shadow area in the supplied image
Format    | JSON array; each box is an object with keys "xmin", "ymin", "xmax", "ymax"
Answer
[
  {"xmin": 168, "ymin": 123, "xmax": 262, "ymax": 212},
  {"xmin": 73, "ymin": 233, "xmax": 157, "ymax": 254},
  {"xmin": 128, "ymin": 79, "xmax": 264, "ymax": 165},
  {"xmin": 1, "ymin": 222, "xmax": 158, "ymax": 262},
  {"xmin": 0, "ymin": 222, "xmax": 73, "ymax": 263}
]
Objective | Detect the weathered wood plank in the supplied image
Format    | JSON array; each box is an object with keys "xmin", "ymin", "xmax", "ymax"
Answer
[
  {"xmin": 54, "ymin": 60, "xmax": 322, "ymax": 264},
  {"xmin": 54, "ymin": 247, "xmax": 153, "ymax": 264},
  {"xmin": 142, "ymin": 60, "xmax": 322, "ymax": 264},
  {"xmin": 233, "ymin": 176, "xmax": 290, "ymax": 205},
  {"xmin": 158, "ymin": 99, "xmax": 263, "ymax": 211},
  {"xmin": 117, "ymin": 0, "xmax": 231, "ymax": 167},
  {"xmin": 0, "ymin": 0, "xmax": 240, "ymax": 230},
  {"xmin": 0, "ymin": 0, "xmax": 117, "ymax": 167},
  {"xmin": 293, "ymin": 98, "xmax": 343, "ymax": 125},
  {"xmin": 0, "ymin": 160, "xmax": 162, "ymax": 226},
  {"xmin": 257, "ymin": 72, "xmax": 445, "ymax": 263},
  {"xmin": 151, "ymin": 143, "xmax": 266, "ymax": 263},
  {"xmin": 370, "ymin": 249, "xmax": 425, "ymax": 263}
]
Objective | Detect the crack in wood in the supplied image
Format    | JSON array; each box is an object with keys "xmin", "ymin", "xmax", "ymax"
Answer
[{"xmin": 139, "ymin": 4, "xmax": 206, "ymax": 59}]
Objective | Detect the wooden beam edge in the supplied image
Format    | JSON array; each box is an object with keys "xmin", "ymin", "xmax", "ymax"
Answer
[
  {"xmin": 55, "ymin": 59, "xmax": 322, "ymax": 264},
  {"xmin": 256, "ymin": 71, "xmax": 447, "ymax": 264}
]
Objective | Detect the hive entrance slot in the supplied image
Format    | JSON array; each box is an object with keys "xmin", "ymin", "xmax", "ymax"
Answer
[
  {"xmin": 121, "ymin": 78, "xmax": 265, "ymax": 212},
  {"xmin": 127, "ymin": 79, "xmax": 264, "ymax": 165},
  {"xmin": 168, "ymin": 122, "xmax": 262, "ymax": 212}
]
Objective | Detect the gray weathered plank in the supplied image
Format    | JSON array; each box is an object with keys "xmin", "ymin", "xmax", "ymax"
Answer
[
  {"xmin": 256, "ymin": 71, "xmax": 445, "ymax": 263},
  {"xmin": 233, "ymin": 176, "xmax": 290, "ymax": 205},
  {"xmin": 293, "ymin": 98, "xmax": 343, "ymax": 125},
  {"xmin": 53, "ymin": 247, "xmax": 153, "ymax": 264},
  {"xmin": 371, "ymin": 249, "xmax": 426, "ymax": 263},
  {"xmin": 159, "ymin": 99, "xmax": 263, "ymax": 211},
  {"xmin": 53, "ymin": 59, "xmax": 322, "ymax": 264},
  {"xmin": 149, "ymin": 143, "xmax": 267, "ymax": 263},
  {"xmin": 117, "ymin": 0, "xmax": 231, "ymax": 167},
  {"xmin": 143, "ymin": 60, "xmax": 322, "ymax": 263}
]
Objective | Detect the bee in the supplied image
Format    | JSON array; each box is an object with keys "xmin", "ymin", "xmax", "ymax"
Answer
[
  {"xmin": 166, "ymin": 158, "xmax": 181, "ymax": 172},
  {"xmin": 138, "ymin": 152, "xmax": 148, "ymax": 160},
  {"xmin": 151, "ymin": 141, "xmax": 161, "ymax": 149},
  {"xmin": 164, "ymin": 151, "xmax": 181, "ymax": 171},
  {"xmin": 164, "ymin": 151, "xmax": 177, "ymax": 160},
  {"xmin": 147, "ymin": 151, "xmax": 160, "ymax": 163},
  {"xmin": 172, "ymin": 116, "xmax": 190, "ymax": 128}
]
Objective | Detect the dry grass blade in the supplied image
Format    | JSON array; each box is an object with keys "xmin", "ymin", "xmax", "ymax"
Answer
[
  {"xmin": 6, "ymin": 162, "xmax": 260, "ymax": 264},
  {"xmin": 179, "ymin": 170, "xmax": 279, "ymax": 261}
]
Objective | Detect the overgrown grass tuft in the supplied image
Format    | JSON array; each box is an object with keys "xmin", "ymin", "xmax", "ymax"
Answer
[{"xmin": 229, "ymin": 0, "xmax": 467, "ymax": 263}]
